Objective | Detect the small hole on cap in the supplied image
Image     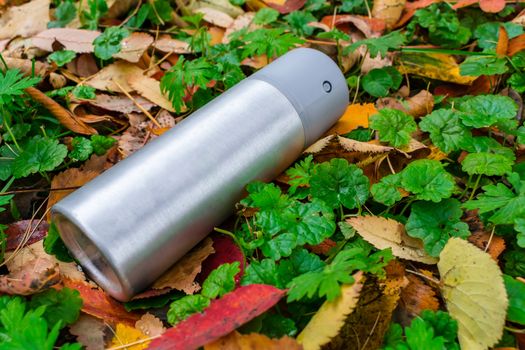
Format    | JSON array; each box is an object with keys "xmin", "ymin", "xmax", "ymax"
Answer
[{"xmin": 323, "ymin": 81, "xmax": 332, "ymax": 93}]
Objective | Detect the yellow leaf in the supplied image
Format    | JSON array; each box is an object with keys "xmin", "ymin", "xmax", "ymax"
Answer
[
  {"xmin": 326, "ymin": 103, "xmax": 376, "ymax": 135},
  {"xmin": 205, "ymin": 331, "xmax": 302, "ymax": 350},
  {"xmin": 372, "ymin": 0, "xmax": 406, "ymax": 29},
  {"xmin": 110, "ymin": 323, "xmax": 150, "ymax": 350},
  {"xmin": 348, "ymin": 216, "xmax": 438, "ymax": 264},
  {"xmin": 297, "ymin": 272, "xmax": 364, "ymax": 350},
  {"xmin": 397, "ymin": 53, "xmax": 477, "ymax": 85},
  {"xmin": 438, "ymin": 238, "xmax": 508, "ymax": 350}
]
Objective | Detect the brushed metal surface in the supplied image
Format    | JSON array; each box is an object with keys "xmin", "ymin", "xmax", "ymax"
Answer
[{"xmin": 52, "ymin": 79, "xmax": 305, "ymax": 301}]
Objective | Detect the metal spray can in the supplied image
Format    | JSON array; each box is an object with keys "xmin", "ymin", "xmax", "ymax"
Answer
[{"xmin": 52, "ymin": 48, "xmax": 349, "ymax": 301}]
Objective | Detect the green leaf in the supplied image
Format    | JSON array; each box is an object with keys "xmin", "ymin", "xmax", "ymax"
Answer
[
  {"xmin": 317, "ymin": 29, "xmax": 351, "ymax": 42},
  {"xmin": 455, "ymin": 95, "xmax": 517, "ymax": 128},
  {"xmin": 93, "ymin": 26, "xmax": 129, "ymax": 60},
  {"xmin": 503, "ymin": 274, "xmax": 525, "ymax": 325},
  {"xmin": 47, "ymin": 50, "xmax": 76, "ymax": 67},
  {"xmin": 201, "ymin": 262, "xmax": 240, "ymax": 299},
  {"xmin": 286, "ymin": 155, "xmax": 314, "ymax": 194},
  {"xmin": 72, "ymin": 85, "xmax": 96, "ymax": 100},
  {"xmin": 383, "ymin": 66, "xmax": 403, "ymax": 90},
  {"xmin": 167, "ymin": 295, "xmax": 210, "ymax": 325},
  {"xmin": 310, "ymin": 158, "xmax": 370, "ymax": 210},
  {"xmin": 12, "ymin": 137, "xmax": 68, "ymax": 178},
  {"xmin": 459, "ymin": 55, "xmax": 508, "ymax": 76},
  {"xmin": 44, "ymin": 222, "xmax": 74, "ymax": 262},
  {"xmin": 81, "ymin": 0, "xmax": 108, "ymax": 30},
  {"xmin": 461, "ymin": 152, "xmax": 513, "ymax": 176},
  {"xmin": 125, "ymin": 4, "xmax": 150, "ymax": 29},
  {"xmin": 401, "ymin": 159, "xmax": 456, "ymax": 202},
  {"xmin": 261, "ymin": 233, "xmax": 297, "ymax": 260},
  {"xmin": 259, "ymin": 313, "xmax": 297, "ymax": 338},
  {"xmin": 283, "ymin": 200, "xmax": 336, "ymax": 245},
  {"xmin": 241, "ymin": 258, "xmax": 285, "ymax": 288},
  {"xmin": 69, "ymin": 137, "xmax": 93, "ymax": 162},
  {"xmin": 516, "ymin": 126, "xmax": 525, "ymax": 145},
  {"xmin": 474, "ymin": 22, "xmax": 524, "ymax": 50},
  {"xmin": 464, "ymin": 173, "xmax": 525, "ymax": 225},
  {"xmin": 461, "ymin": 136, "xmax": 516, "ymax": 161},
  {"xmin": 371, "ymin": 173, "xmax": 403, "ymax": 206},
  {"xmin": 147, "ymin": 0, "xmax": 173, "ymax": 25},
  {"xmin": 362, "ymin": 68, "xmax": 393, "ymax": 97},
  {"xmin": 406, "ymin": 199, "xmax": 469, "ymax": 257},
  {"xmin": 370, "ymin": 108, "xmax": 417, "ymax": 147},
  {"xmin": 509, "ymin": 72, "xmax": 525, "ymax": 93},
  {"xmin": 516, "ymin": 219, "xmax": 525, "ymax": 248},
  {"xmin": 418, "ymin": 109, "xmax": 472, "ymax": 153},
  {"xmin": 0, "ymin": 69, "xmax": 40, "ymax": 105},
  {"xmin": 420, "ymin": 310, "xmax": 459, "ymax": 347},
  {"xmin": 341, "ymin": 0, "xmax": 364, "ymax": 12},
  {"xmin": 346, "ymin": 31, "xmax": 406, "ymax": 58},
  {"xmin": 48, "ymin": 1, "xmax": 77, "ymax": 28},
  {"xmin": 29, "ymin": 288, "xmax": 82, "ymax": 328},
  {"xmin": 284, "ymin": 11, "xmax": 317, "ymax": 36},
  {"xmin": 240, "ymin": 28, "xmax": 304, "ymax": 59},
  {"xmin": 90, "ymin": 135, "xmax": 116, "ymax": 155},
  {"xmin": 405, "ymin": 318, "xmax": 445, "ymax": 350}
]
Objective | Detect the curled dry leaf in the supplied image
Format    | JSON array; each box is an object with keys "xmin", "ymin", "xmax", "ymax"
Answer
[
  {"xmin": 69, "ymin": 314, "xmax": 107, "ymax": 350},
  {"xmin": 5, "ymin": 219, "xmax": 48, "ymax": 251},
  {"xmin": 0, "ymin": 0, "xmax": 50, "ymax": 40},
  {"xmin": 148, "ymin": 284, "xmax": 286, "ymax": 350},
  {"xmin": 452, "ymin": 0, "xmax": 506, "ymax": 13},
  {"xmin": 49, "ymin": 72, "xmax": 67, "ymax": 89},
  {"xmin": 376, "ymin": 90, "xmax": 434, "ymax": 118},
  {"xmin": 153, "ymin": 36, "xmax": 192, "ymax": 54},
  {"xmin": 348, "ymin": 216, "xmax": 438, "ymax": 264},
  {"xmin": 297, "ymin": 272, "xmax": 364, "ymax": 350},
  {"xmin": 109, "ymin": 323, "xmax": 150, "ymax": 350},
  {"xmin": 399, "ymin": 274, "xmax": 439, "ymax": 318},
  {"xmin": 325, "ymin": 103, "xmax": 375, "ymax": 135},
  {"xmin": 135, "ymin": 313, "xmax": 166, "ymax": 337},
  {"xmin": 196, "ymin": 7, "xmax": 235, "ymax": 28},
  {"xmin": 128, "ymin": 74, "xmax": 177, "ymax": 112},
  {"xmin": 372, "ymin": 0, "xmax": 406, "ymax": 29},
  {"xmin": 85, "ymin": 61, "xmax": 143, "ymax": 92},
  {"xmin": 114, "ymin": 32, "xmax": 154, "ymax": 63},
  {"xmin": 205, "ymin": 331, "xmax": 302, "ymax": 350},
  {"xmin": 438, "ymin": 238, "xmax": 508, "ymax": 350},
  {"xmin": 338, "ymin": 136, "xmax": 395, "ymax": 154},
  {"xmin": 31, "ymin": 28, "xmax": 100, "ymax": 52}
]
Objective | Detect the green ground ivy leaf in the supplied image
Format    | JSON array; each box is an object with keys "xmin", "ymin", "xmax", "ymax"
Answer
[
  {"xmin": 90, "ymin": 135, "xmax": 116, "ymax": 155},
  {"xmin": 44, "ymin": 222, "xmax": 74, "ymax": 262},
  {"xmin": 405, "ymin": 318, "xmax": 446, "ymax": 350},
  {"xmin": 261, "ymin": 233, "xmax": 297, "ymax": 260},
  {"xmin": 509, "ymin": 72, "xmax": 525, "ymax": 93},
  {"xmin": 345, "ymin": 30, "xmax": 406, "ymax": 58},
  {"xmin": 12, "ymin": 137, "xmax": 68, "ymax": 178},
  {"xmin": 201, "ymin": 262, "xmax": 240, "ymax": 299},
  {"xmin": 516, "ymin": 219, "xmax": 525, "ymax": 248},
  {"xmin": 503, "ymin": 275, "xmax": 525, "ymax": 325},
  {"xmin": 241, "ymin": 259, "xmax": 285, "ymax": 288},
  {"xmin": 48, "ymin": 1, "xmax": 77, "ymax": 28},
  {"xmin": 29, "ymin": 288, "xmax": 82, "ymax": 328},
  {"xmin": 254, "ymin": 8, "xmax": 279, "ymax": 25},
  {"xmin": 285, "ymin": 200, "xmax": 336, "ymax": 245},
  {"xmin": 371, "ymin": 173, "xmax": 403, "ymax": 206},
  {"xmin": 286, "ymin": 155, "xmax": 314, "ymax": 194},
  {"xmin": 362, "ymin": 68, "xmax": 393, "ymax": 97},
  {"xmin": 259, "ymin": 314, "xmax": 297, "ymax": 338},
  {"xmin": 310, "ymin": 158, "xmax": 370, "ymax": 210},
  {"xmin": 406, "ymin": 199, "xmax": 469, "ymax": 257},
  {"xmin": 464, "ymin": 173, "xmax": 525, "ymax": 225},
  {"xmin": 93, "ymin": 26, "xmax": 130, "ymax": 60},
  {"xmin": 370, "ymin": 108, "xmax": 417, "ymax": 147},
  {"xmin": 284, "ymin": 11, "xmax": 317, "ymax": 36},
  {"xmin": 461, "ymin": 136, "xmax": 516, "ymax": 161},
  {"xmin": 401, "ymin": 159, "xmax": 456, "ymax": 202},
  {"xmin": 419, "ymin": 109, "xmax": 472, "ymax": 153},
  {"xmin": 167, "ymin": 295, "xmax": 210, "ymax": 325},
  {"xmin": 47, "ymin": 50, "xmax": 76, "ymax": 67},
  {"xmin": 455, "ymin": 95, "xmax": 517, "ymax": 128},
  {"xmin": 279, "ymin": 248, "xmax": 325, "ymax": 279},
  {"xmin": 69, "ymin": 137, "xmax": 93, "ymax": 162},
  {"xmin": 72, "ymin": 85, "xmax": 96, "ymax": 100},
  {"xmin": 474, "ymin": 22, "xmax": 523, "ymax": 50},
  {"xmin": 461, "ymin": 152, "xmax": 514, "ymax": 176},
  {"xmin": 459, "ymin": 55, "xmax": 508, "ymax": 77}
]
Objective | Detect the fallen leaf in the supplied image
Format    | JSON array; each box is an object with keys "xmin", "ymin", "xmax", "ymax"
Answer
[
  {"xmin": 5, "ymin": 219, "xmax": 48, "ymax": 251},
  {"xmin": 452, "ymin": 0, "xmax": 506, "ymax": 13},
  {"xmin": 66, "ymin": 53, "xmax": 100, "ymax": 78},
  {"xmin": 109, "ymin": 323, "xmax": 150, "ymax": 350},
  {"xmin": 3, "ymin": 57, "xmax": 49, "ymax": 76},
  {"xmin": 148, "ymin": 284, "xmax": 285, "ymax": 350},
  {"xmin": 325, "ymin": 103, "xmax": 376, "ymax": 135},
  {"xmin": 152, "ymin": 36, "xmax": 192, "ymax": 54},
  {"xmin": 338, "ymin": 136, "xmax": 395, "ymax": 154},
  {"xmin": 348, "ymin": 216, "xmax": 438, "ymax": 264},
  {"xmin": 262, "ymin": 0, "xmax": 306, "ymax": 14},
  {"xmin": 150, "ymin": 237, "xmax": 215, "ymax": 294},
  {"xmin": 0, "ymin": 0, "xmax": 50, "ymax": 40},
  {"xmin": 209, "ymin": 26, "xmax": 226, "ymax": 45},
  {"xmin": 80, "ymin": 93, "xmax": 155, "ymax": 114},
  {"xmin": 223, "ymin": 12, "xmax": 257, "ymax": 43},
  {"xmin": 113, "ymin": 32, "xmax": 153, "ymax": 63},
  {"xmin": 438, "ymin": 238, "xmax": 508, "ymax": 350},
  {"xmin": 205, "ymin": 331, "xmax": 302, "ymax": 350},
  {"xmin": 135, "ymin": 313, "xmax": 166, "ymax": 337},
  {"xmin": 69, "ymin": 314, "xmax": 107, "ymax": 350},
  {"xmin": 377, "ymin": 90, "xmax": 434, "ymax": 118},
  {"xmin": 106, "ymin": 0, "xmax": 139, "ymax": 19},
  {"xmin": 297, "ymin": 272, "xmax": 364, "ymax": 350},
  {"xmin": 63, "ymin": 278, "xmax": 141, "ymax": 326},
  {"xmin": 31, "ymin": 28, "xmax": 100, "ymax": 52},
  {"xmin": 196, "ymin": 7, "xmax": 235, "ymax": 28},
  {"xmin": 49, "ymin": 72, "xmax": 67, "ymax": 89},
  {"xmin": 197, "ymin": 235, "xmax": 245, "ymax": 285},
  {"xmin": 405, "ymin": 0, "xmax": 441, "ymax": 9},
  {"xmin": 85, "ymin": 61, "xmax": 143, "ymax": 92},
  {"xmin": 191, "ymin": 0, "xmax": 245, "ymax": 18},
  {"xmin": 468, "ymin": 231, "xmax": 506, "ymax": 261},
  {"xmin": 399, "ymin": 274, "xmax": 439, "ymax": 318},
  {"xmin": 305, "ymin": 238, "xmax": 337, "ymax": 255},
  {"xmin": 128, "ymin": 74, "xmax": 177, "ymax": 112},
  {"xmin": 508, "ymin": 33, "xmax": 525, "ymax": 57},
  {"xmin": 497, "ymin": 25, "xmax": 509, "ymax": 57},
  {"xmin": 372, "ymin": 0, "xmax": 406, "ymax": 29}
]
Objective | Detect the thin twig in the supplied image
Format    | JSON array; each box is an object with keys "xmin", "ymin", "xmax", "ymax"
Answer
[{"xmin": 112, "ymin": 79, "xmax": 162, "ymax": 128}]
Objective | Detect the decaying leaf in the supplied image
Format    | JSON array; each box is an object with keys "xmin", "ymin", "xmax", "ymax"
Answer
[
  {"xmin": 468, "ymin": 231, "xmax": 506, "ymax": 261},
  {"xmin": 3, "ymin": 57, "xmax": 49, "ymax": 76},
  {"xmin": 297, "ymin": 272, "xmax": 364, "ymax": 350},
  {"xmin": 128, "ymin": 74, "xmax": 177, "ymax": 112},
  {"xmin": 348, "ymin": 216, "xmax": 438, "ymax": 264},
  {"xmin": 148, "ymin": 285, "xmax": 285, "ymax": 350},
  {"xmin": 69, "ymin": 314, "xmax": 107, "ymax": 350},
  {"xmin": 196, "ymin": 7, "xmax": 235, "ymax": 28},
  {"xmin": 325, "ymin": 103, "xmax": 376, "ymax": 135},
  {"xmin": 109, "ymin": 323, "xmax": 150, "ymax": 350},
  {"xmin": 205, "ymin": 331, "xmax": 302, "ymax": 350},
  {"xmin": 399, "ymin": 274, "xmax": 440, "ymax": 318},
  {"xmin": 31, "ymin": 28, "xmax": 100, "ymax": 52},
  {"xmin": 153, "ymin": 36, "xmax": 192, "ymax": 54},
  {"xmin": 5, "ymin": 219, "xmax": 48, "ymax": 251},
  {"xmin": 198, "ymin": 235, "xmax": 245, "ymax": 285},
  {"xmin": 339, "ymin": 136, "xmax": 395, "ymax": 154},
  {"xmin": 372, "ymin": 0, "xmax": 406, "ymax": 29},
  {"xmin": 80, "ymin": 93, "xmax": 155, "ymax": 114},
  {"xmin": 377, "ymin": 90, "xmax": 434, "ymax": 118},
  {"xmin": 262, "ymin": 0, "xmax": 306, "ymax": 14},
  {"xmin": 135, "ymin": 313, "xmax": 166, "ymax": 337},
  {"xmin": 438, "ymin": 238, "xmax": 508, "ymax": 350},
  {"xmin": 114, "ymin": 32, "xmax": 154, "ymax": 63},
  {"xmin": 85, "ymin": 61, "xmax": 143, "ymax": 92},
  {"xmin": 223, "ymin": 12, "xmax": 257, "ymax": 43},
  {"xmin": 0, "ymin": 0, "xmax": 50, "ymax": 40}
]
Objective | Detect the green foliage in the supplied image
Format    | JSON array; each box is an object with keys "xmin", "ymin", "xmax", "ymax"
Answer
[
  {"xmin": 406, "ymin": 199, "xmax": 470, "ymax": 256},
  {"xmin": 72, "ymin": 85, "xmax": 96, "ymax": 100},
  {"xmin": 461, "ymin": 152, "xmax": 513, "ymax": 176},
  {"xmin": 503, "ymin": 275, "xmax": 525, "ymax": 325},
  {"xmin": 371, "ymin": 173, "xmax": 403, "ymax": 206},
  {"xmin": 147, "ymin": 0, "xmax": 173, "ymax": 25},
  {"xmin": 238, "ymin": 28, "xmax": 304, "ymax": 59},
  {"xmin": 474, "ymin": 22, "xmax": 523, "ymax": 50},
  {"xmin": 201, "ymin": 262, "xmax": 240, "ymax": 299},
  {"xmin": 460, "ymin": 55, "xmax": 509, "ymax": 76},
  {"xmin": 370, "ymin": 108, "xmax": 417, "ymax": 147},
  {"xmin": 418, "ymin": 109, "xmax": 472, "ymax": 153},
  {"xmin": 515, "ymin": 219, "xmax": 525, "ymax": 248},
  {"xmin": 44, "ymin": 222, "xmax": 74, "ymax": 262},
  {"xmin": 345, "ymin": 31, "xmax": 406, "ymax": 58},
  {"xmin": 47, "ymin": 50, "xmax": 76, "ymax": 67},
  {"xmin": 90, "ymin": 135, "xmax": 116, "ymax": 155},
  {"xmin": 12, "ymin": 137, "xmax": 68, "ymax": 179},
  {"xmin": 285, "ymin": 155, "xmax": 314, "ymax": 195},
  {"xmin": 284, "ymin": 11, "xmax": 317, "ymax": 36},
  {"xmin": 362, "ymin": 68, "xmax": 393, "ymax": 97},
  {"xmin": 29, "ymin": 288, "xmax": 82, "ymax": 329},
  {"xmin": 254, "ymin": 8, "xmax": 280, "ymax": 25},
  {"xmin": 0, "ymin": 69, "xmax": 40, "ymax": 105},
  {"xmin": 48, "ymin": 0, "xmax": 77, "ymax": 28},
  {"xmin": 400, "ymin": 159, "xmax": 456, "ymax": 202},
  {"xmin": 340, "ymin": 0, "xmax": 365, "ymax": 12},
  {"xmin": 455, "ymin": 95, "xmax": 517, "ymax": 128},
  {"xmin": 93, "ymin": 27, "xmax": 130, "ymax": 60},
  {"xmin": 81, "ymin": 0, "xmax": 108, "ymax": 30},
  {"xmin": 167, "ymin": 295, "xmax": 210, "ymax": 325},
  {"xmin": 508, "ymin": 72, "xmax": 525, "ymax": 93}
]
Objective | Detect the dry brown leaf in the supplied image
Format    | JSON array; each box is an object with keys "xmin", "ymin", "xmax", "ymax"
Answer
[
  {"xmin": 85, "ymin": 61, "xmax": 143, "ymax": 92},
  {"xmin": 348, "ymin": 216, "xmax": 438, "ymax": 264},
  {"xmin": 31, "ymin": 28, "xmax": 100, "ymax": 52},
  {"xmin": 128, "ymin": 74, "xmax": 177, "ymax": 112},
  {"xmin": 372, "ymin": 0, "xmax": 406, "ymax": 29},
  {"xmin": 304, "ymin": 134, "xmax": 335, "ymax": 154},
  {"xmin": 106, "ymin": 0, "xmax": 139, "ymax": 18},
  {"xmin": 49, "ymin": 72, "xmax": 67, "ymax": 89},
  {"xmin": 114, "ymin": 32, "xmax": 154, "ymax": 63},
  {"xmin": 338, "ymin": 136, "xmax": 394, "ymax": 154},
  {"xmin": 223, "ymin": 12, "xmax": 257, "ymax": 43},
  {"xmin": 150, "ymin": 238, "xmax": 215, "ymax": 294},
  {"xmin": 135, "ymin": 313, "xmax": 166, "ymax": 337},
  {"xmin": 377, "ymin": 90, "xmax": 434, "ymax": 118},
  {"xmin": 0, "ymin": 0, "xmax": 50, "ymax": 40},
  {"xmin": 3, "ymin": 57, "xmax": 49, "ymax": 75},
  {"xmin": 400, "ymin": 274, "xmax": 440, "ymax": 318},
  {"xmin": 84, "ymin": 93, "xmax": 155, "ymax": 114},
  {"xmin": 468, "ymin": 231, "xmax": 506, "ymax": 261},
  {"xmin": 196, "ymin": 7, "xmax": 235, "ymax": 28},
  {"xmin": 66, "ymin": 53, "xmax": 99, "ymax": 77},
  {"xmin": 205, "ymin": 331, "xmax": 302, "ymax": 350},
  {"xmin": 69, "ymin": 314, "xmax": 107, "ymax": 350},
  {"xmin": 209, "ymin": 26, "xmax": 226, "ymax": 45},
  {"xmin": 152, "ymin": 36, "xmax": 192, "ymax": 54}
]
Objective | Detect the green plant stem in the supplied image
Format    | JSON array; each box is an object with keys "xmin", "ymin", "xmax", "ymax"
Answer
[
  {"xmin": 468, "ymin": 174, "xmax": 482, "ymax": 201},
  {"xmin": 400, "ymin": 47, "xmax": 494, "ymax": 56},
  {"xmin": 399, "ymin": 198, "xmax": 415, "ymax": 217},
  {"xmin": 1, "ymin": 177, "xmax": 14, "ymax": 194},
  {"xmin": 214, "ymin": 227, "xmax": 247, "ymax": 268},
  {"xmin": 459, "ymin": 174, "xmax": 473, "ymax": 199},
  {"xmin": 2, "ymin": 116, "xmax": 21, "ymax": 152}
]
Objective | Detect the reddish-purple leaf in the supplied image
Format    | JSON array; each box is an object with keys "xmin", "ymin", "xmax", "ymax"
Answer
[
  {"xmin": 5, "ymin": 220, "xmax": 48, "ymax": 251},
  {"xmin": 148, "ymin": 284, "xmax": 285, "ymax": 350},
  {"xmin": 197, "ymin": 235, "xmax": 245, "ymax": 285}
]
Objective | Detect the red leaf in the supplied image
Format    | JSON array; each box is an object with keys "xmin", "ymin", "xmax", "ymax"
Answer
[
  {"xmin": 5, "ymin": 220, "xmax": 48, "ymax": 251},
  {"xmin": 63, "ymin": 278, "xmax": 141, "ymax": 326},
  {"xmin": 148, "ymin": 284, "xmax": 286, "ymax": 350},
  {"xmin": 197, "ymin": 235, "xmax": 245, "ymax": 285},
  {"xmin": 263, "ymin": 0, "xmax": 306, "ymax": 14}
]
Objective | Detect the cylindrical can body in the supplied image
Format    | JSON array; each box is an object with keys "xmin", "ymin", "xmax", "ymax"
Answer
[{"xmin": 52, "ymin": 48, "xmax": 349, "ymax": 301}]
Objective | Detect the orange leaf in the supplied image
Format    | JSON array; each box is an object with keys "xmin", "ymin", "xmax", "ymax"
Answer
[
  {"xmin": 497, "ymin": 25, "xmax": 509, "ymax": 57},
  {"xmin": 263, "ymin": 0, "xmax": 306, "ymax": 13},
  {"xmin": 400, "ymin": 274, "xmax": 439, "ymax": 317},
  {"xmin": 326, "ymin": 103, "xmax": 376, "ymax": 135},
  {"xmin": 480, "ymin": 0, "xmax": 506, "ymax": 13},
  {"xmin": 205, "ymin": 331, "xmax": 302, "ymax": 350},
  {"xmin": 405, "ymin": 0, "xmax": 441, "ymax": 10},
  {"xmin": 110, "ymin": 323, "xmax": 150, "ymax": 350},
  {"xmin": 508, "ymin": 33, "xmax": 525, "ymax": 56}
]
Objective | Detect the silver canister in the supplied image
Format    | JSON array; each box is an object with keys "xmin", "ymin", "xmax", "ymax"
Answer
[{"xmin": 52, "ymin": 48, "xmax": 349, "ymax": 301}]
